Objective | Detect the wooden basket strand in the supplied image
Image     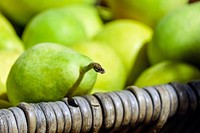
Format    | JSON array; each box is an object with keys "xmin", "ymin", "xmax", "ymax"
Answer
[{"xmin": 0, "ymin": 80, "xmax": 200, "ymax": 133}]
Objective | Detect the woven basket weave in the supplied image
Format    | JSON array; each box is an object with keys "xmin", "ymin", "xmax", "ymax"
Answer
[{"xmin": 0, "ymin": 80, "xmax": 200, "ymax": 133}]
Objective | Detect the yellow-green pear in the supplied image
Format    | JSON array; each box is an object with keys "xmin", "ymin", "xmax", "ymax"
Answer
[
  {"xmin": 0, "ymin": 51, "xmax": 22, "ymax": 88},
  {"xmin": 7, "ymin": 42, "xmax": 105, "ymax": 105},
  {"xmin": 0, "ymin": 13, "xmax": 24, "ymax": 100},
  {"xmin": 94, "ymin": 19, "xmax": 153, "ymax": 84},
  {"xmin": 0, "ymin": 13, "xmax": 24, "ymax": 52},
  {"xmin": 0, "ymin": 0, "xmax": 97, "ymax": 26},
  {"xmin": 105, "ymin": 0, "xmax": 188, "ymax": 27},
  {"xmin": 134, "ymin": 60, "xmax": 200, "ymax": 88}
]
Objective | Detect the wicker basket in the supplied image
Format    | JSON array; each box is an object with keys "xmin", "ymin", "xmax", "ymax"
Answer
[{"xmin": 0, "ymin": 80, "xmax": 200, "ymax": 133}]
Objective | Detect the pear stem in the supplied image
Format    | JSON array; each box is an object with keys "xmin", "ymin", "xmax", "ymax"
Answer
[
  {"xmin": 80, "ymin": 62, "xmax": 105, "ymax": 74},
  {"xmin": 66, "ymin": 62, "xmax": 105, "ymax": 97}
]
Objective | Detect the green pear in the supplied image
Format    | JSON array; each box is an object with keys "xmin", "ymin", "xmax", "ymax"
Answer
[
  {"xmin": 105, "ymin": 0, "xmax": 188, "ymax": 27},
  {"xmin": 148, "ymin": 2, "xmax": 200, "ymax": 69},
  {"xmin": 61, "ymin": 4, "xmax": 103, "ymax": 38},
  {"xmin": 22, "ymin": 8, "xmax": 88, "ymax": 49},
  {"xmin": 0, "ymin": 13, "xmax": 24, "ymax": 52},
  {"xmin": 72, "ymin": 41, "xmax": 127, "ymax": 93},
  {"xmin": 6, "ymin": 42, "xmax": 104, "ymax": 105},
  {"xmin": 134, "ymin": 60, "xmax": 200, "ymax": 88},
  {"xmin": 0, "ymin": 0, "xmax": 97, "ymax": 26},
  {"xmin": 94, "ymin": 19, "xmax": 153, "ymax": 84}
]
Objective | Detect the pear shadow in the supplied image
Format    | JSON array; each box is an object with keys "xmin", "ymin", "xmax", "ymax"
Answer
[{"xmin": 126, "ymin": 43, "xmax": 151, "ymax": 86}]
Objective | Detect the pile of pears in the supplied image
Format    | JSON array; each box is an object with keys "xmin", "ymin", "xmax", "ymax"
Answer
[{"xmin": 0, "ymin": 0, "xmax": 200, "ymax": 107}]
